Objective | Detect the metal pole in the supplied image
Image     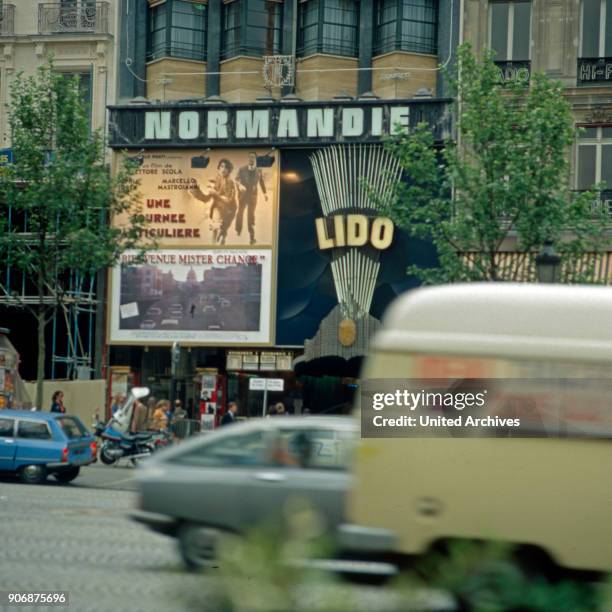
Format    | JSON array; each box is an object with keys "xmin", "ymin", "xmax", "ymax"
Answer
[{"xmin": 262, "ymin": 387, "xmax": 268, "ymax": 417}]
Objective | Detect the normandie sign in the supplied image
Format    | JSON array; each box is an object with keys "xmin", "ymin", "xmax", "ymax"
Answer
[{"xmin": 108, "ymin": 99, "xmax": 451, "ymax": 148}]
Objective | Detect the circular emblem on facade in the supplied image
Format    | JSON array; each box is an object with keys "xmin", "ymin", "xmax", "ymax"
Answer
[{"xmin": 338, "ymin": 318, "xmax": 357, "ymax": 347}]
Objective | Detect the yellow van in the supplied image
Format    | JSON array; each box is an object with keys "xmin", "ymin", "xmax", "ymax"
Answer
[{"xmin": 343, "ymin": 283, "xmax": 612, "ymax": 573}]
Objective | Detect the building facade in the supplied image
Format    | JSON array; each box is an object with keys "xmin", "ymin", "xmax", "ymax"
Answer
[
  {"xmin": 461, "ymin": 0, "xmax": 612, "ymax": 208},
  {"xmin": 107, "ymin": 0, "xmax": 458, "ymax": 418},
  {"xmin": 0, "ymin": 0, "xmax": 119, "ymax": 382}
]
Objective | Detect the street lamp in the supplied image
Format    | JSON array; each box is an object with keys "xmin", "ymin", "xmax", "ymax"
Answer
[{"xmin": 535, "ymin": 241, "xmax": 562, "ymax": 283}]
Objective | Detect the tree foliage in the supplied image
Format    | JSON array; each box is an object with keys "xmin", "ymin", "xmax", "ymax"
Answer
[
  {"xmin": 0, "ymin": 61, "xmax": 151, "ymax": 406},
  {"xmin": 381, "ymin": 44, "xmax": 608, "ymax": 284}
]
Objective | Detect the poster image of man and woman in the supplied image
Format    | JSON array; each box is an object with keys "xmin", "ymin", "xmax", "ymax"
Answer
[{"xmin": 131, "ymin": 149, "xmax": 277, "ymax": 248}]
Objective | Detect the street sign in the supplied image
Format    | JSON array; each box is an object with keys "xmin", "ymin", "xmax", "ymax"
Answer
[
  {"xmin": 249, "ymin": 378, "xmax": 284, "ymax": 391},
  {"xmin": 249, "ymin": 378, "xmax": 266, "ymax": 391},
  {"xmin": 266, "ymin": 379, "xmax": 284, "ymax": 391},
  {"xmin": 0, "ymin": 149, "xmax": 12, "ymax": 166}
]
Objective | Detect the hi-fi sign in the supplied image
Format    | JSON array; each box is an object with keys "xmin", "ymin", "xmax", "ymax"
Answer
[{"xmin": 315, "ymin": 214, "xmax": 394, "ymax": 250}]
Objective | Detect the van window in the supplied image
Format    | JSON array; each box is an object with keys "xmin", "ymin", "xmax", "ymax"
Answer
[
  {"xmin": 17, "ymin": 421, "xmax": 51, "ymax": 440},
  {"xmin": 0, "ymin": 418, "xmax": 15, "ymax": 437}
]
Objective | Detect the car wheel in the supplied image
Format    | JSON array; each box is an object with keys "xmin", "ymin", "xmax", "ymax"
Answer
[
  {"xmin": 19, "ymin": 464, "xmax": 47, "ymax": 485},
  {"xmin": 53, "ymin": 467, "xmax": 80, "ymax": 484},
  {"xmin": 178, "ymin": 523, "xmax": 227, "ymax": 570}
]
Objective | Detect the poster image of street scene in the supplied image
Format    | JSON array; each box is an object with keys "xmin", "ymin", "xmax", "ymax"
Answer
[
  {"xmin": 116, "ymin": 149, "xmax": 278, "ymax": 248},
  {"xmin": 109, "ymin": 250, "xmax": 273, "ymax": 344}
]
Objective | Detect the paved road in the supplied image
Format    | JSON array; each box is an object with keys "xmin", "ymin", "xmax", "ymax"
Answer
[
  {"xmin": 0, "ymin": 468, "xmax": 455, "ymax": 612},
  {"xmin": 0, "ymin": 481, "xmax": 212, "ymax": 612}
]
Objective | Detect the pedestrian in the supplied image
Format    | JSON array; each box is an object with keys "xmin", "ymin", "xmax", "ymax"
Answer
[
  {"xmin": 50, "ymin": 390, "xmax": 66, "ymax": 414},
  {"xmin": 152, "ymin": 400, "xmax": 169, "ymax": 431},
  {"xmin": 110, "ymin": 393, "xmax": 125, "ymax": 416},
  {"xmin": 173, "ymin": 399, "xmax": 187, "ymax": 420},
  {"xmin": 220, "ymin": 401, "xmax": 238, "ymax": 426},
  {"xmin": 144, "ymin": 396, "xmax": 157, "ymax": 430},
  {"xmin": 190, "ymin": 303, "xmax": 196, "ymax": 318},
  {"xmin": 130, "ymin": 399, "xmax": 148, "ymax": 433}
]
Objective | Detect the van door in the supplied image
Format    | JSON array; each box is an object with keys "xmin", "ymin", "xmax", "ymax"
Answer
[{"xmin": 0, "ymin": 417, "xmax": 16, "ymax": 470}]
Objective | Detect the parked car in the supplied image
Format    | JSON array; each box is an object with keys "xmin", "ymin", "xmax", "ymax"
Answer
[
  {"xmin": 132, "ymin": 416, "xmax": 356, "ymax": 568},
  {"xmin": 147, "ymin": 307, "xmax": 162, "ymax": 316},
  {"xmin": 203, "ymin": 305, "xmax": 216, "ymax": 313},
  {"xmin": 0, "ymin": 410, "xmax": 96, "ymax": 484},
  {"xmin": 140, "ymin": 319, "xmax": 156, "ymax": 329}
]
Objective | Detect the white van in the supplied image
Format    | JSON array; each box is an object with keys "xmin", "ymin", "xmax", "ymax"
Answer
[{"xmin": 344, "ymin": 283, "xmax": 612, "ymax": 573}]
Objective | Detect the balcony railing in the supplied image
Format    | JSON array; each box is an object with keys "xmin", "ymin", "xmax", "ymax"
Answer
[
  {"xmin": 494, "ymin": 60, "xmax": 531, "ymax": 85},
  {"xmin": 38, "ymin": 2, "xmax": 109, "ymax": 35},
  {"xmin": 0, "ymin": 4, "xmax": 15, "ymax": 36},
  {"xmin": 578, "ymin": 57, "xmax": 612, "ymax": 85}
]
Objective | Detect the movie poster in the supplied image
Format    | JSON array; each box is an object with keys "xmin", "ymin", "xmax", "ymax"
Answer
[
  {"xmin": 116, "ymin": 149, "xmax": 278, "ymax": 248},
  {"xmin": 108, "ymin": 249, "xmax": 273, "ymax": 344}
]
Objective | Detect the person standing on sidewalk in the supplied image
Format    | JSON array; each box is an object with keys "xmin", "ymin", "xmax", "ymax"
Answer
[{"xmin": 50, "ymin": 391, "xmax": 66, "ymax": 414}]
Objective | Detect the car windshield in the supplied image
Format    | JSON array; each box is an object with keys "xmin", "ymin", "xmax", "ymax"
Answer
[{"xmin": 57, "ymin": 417, "xmax": 88, "ymax": 439}]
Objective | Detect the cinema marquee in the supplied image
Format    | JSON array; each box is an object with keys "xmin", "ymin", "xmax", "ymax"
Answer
[{"xmin": 108, "ymin": 99, "xmax": 452, "ymax": 149}]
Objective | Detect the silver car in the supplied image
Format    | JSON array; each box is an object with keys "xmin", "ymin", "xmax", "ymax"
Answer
[{"xmin": 131, "ymin": 416, "xmax": 356, "ymax": 568}]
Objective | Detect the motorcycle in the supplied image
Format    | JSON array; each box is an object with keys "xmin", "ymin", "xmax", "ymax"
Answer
[{"xmin": 95, "ymin": 387, "xmax": 171, "ymax": 466}]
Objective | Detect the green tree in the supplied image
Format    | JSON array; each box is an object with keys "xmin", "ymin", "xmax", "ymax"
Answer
[
  {"xmin": 380, "ymin": 44, "xmax": 608, "ymax": 285},
  {"xmin": 0, "ymin": 61, "xmax": 151, "ymax": 409}
]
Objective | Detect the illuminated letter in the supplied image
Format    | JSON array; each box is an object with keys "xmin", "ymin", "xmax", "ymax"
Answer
[
  {"xmin": 307, "ymin": 109, "xmax": 334, "ymax": 137},
  {"xmin": 342, "ymin": 108, "xmax": 364, "ymax": 137},
  {"xmin": 333, "ymin": 215, "xmax": 346, "ymax": 247},
  {"xmin": 145, "ymin": 111, "xmax": 171, "ymax": 139},
  {"xmin": 346, "ymin": 214, "xmax": 368, "ymax": 247},
  {"xmin": 390, "ymin": 107, "xmax": 410, "ymax": 133},
  {"xmin": 371, "ymin": 107, "xmax": 383, "ymax": 136},
  {"xmin": 370, "ymin": 217, "xmax": 394, "ymax": 249},
  {"xmin": 277, "ymin": 109, "xmax": 299, "ymax": 138},
  {"xmin": 178, "ymin": 111, "xmax": 199, "ymax": 139},
  {"xmin": 235, "ymin": 110, "xmax": 270, "ymax": 138},
  {"xmin": 315, "ymin": 218, "xmax": 334, "ymax": 249},
  {"xmin": 207, "ymin": 110, "xmax": 228, "ymax": 139}
]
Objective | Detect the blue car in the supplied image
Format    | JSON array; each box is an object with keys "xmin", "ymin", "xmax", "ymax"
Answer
[{"xmin": 0, "ymin": 410, "xmax": 96, "ymax": 484}]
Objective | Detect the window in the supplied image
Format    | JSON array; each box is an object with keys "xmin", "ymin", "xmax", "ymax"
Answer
[
  {"xmin": 57, "ymin": 71, "xmax": 92, "ymax": 128},
  {"xmin": 17, "ymin": 421, "xmax": 51, "ymax": 440},
  {"xmin": 57, "ymin": 417, "xmax": 87, "ymax": 440},
  {"xmin": 148, "ymin": 0, "xmax": 207, "ymax": 62},
  {"xmin": 0, "ymin": 418, "xmax": 14, "ymax": 437},
  {"xmin": 581, "ymin": 0, "xmax": 612, "ymax": 58},
  {"xmin": 222, "ymin": 0, "xmax": 282, "ymax": 59},
  {"xmin": 297, "ymin": 0, "xmax": 359, "ymax": 58},
  {"xmin": 277, "ymin": 428, "xmax": 355, "ymax": 470},
  {"xmin": 168, "ymin": 430, "xmax": 270, "ymax": 467},
  {"xmin": 489, "ymin": 1, "xmax": 531, "ymax": 61},
  {"xmin": 577, "ymin": 127, "xmax": 612, "ymax": 190},
  {"xmin": 375, "ymin": 0, "xmax": 438, "ymax": 56}
]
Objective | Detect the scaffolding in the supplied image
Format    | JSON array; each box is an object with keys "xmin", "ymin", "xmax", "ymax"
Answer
[{"xmin": 0, "ymin": 206, "xmax": 99, "ymax": 381}]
